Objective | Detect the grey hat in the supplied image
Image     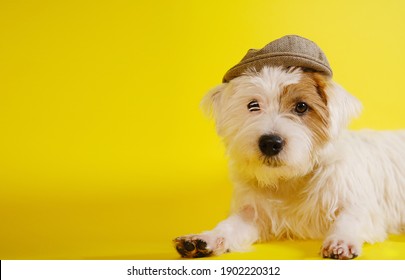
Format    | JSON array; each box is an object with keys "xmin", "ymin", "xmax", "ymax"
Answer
[{"xmin": 223, "ymin": 35, "xmax": 332, "ymax": 82}]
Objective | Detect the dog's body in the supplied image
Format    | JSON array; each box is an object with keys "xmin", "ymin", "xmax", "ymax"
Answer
[{"xmin": 174, "ymin": 66, "xmax": 405, "ymax": 259}]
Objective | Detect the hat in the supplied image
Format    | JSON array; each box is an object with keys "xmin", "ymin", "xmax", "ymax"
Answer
[{"xmin": 223, "ymin": 35, "xmax": 332, "ymax": 83}]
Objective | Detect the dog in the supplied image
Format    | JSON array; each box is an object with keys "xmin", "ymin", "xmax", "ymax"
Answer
[{"xmin": 174, "ymin": 43, "xmax": 405, "ymax": 260}]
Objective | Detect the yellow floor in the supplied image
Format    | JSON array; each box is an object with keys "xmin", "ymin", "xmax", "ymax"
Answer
[{"xmin": 1, "ymin": 181, "xmax": 405, "ymax": 260}]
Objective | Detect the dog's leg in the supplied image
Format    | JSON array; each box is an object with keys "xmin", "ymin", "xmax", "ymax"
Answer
[
  {"xmin": 321, "ymin": 210, "xmax": 363, "ymax": 260},
  {"xmin": 174, "ymin": 206, "xmax": 259, "ymax": 258}
]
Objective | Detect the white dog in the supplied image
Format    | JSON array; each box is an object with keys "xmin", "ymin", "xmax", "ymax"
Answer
[{"xmin": 174, "ymin": 65, "xmax": 405, "ymax": 259}]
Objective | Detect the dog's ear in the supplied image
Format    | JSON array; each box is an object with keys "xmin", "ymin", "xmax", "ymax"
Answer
[
  {"xmin": 327, "ymin": 81, "xmax": 362, "ymax": 137},
  {"xmin": 200, "ymin": 83, "xmax": 227, "ymax": 119}
]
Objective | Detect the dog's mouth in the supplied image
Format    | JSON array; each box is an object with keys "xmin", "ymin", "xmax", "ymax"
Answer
[{"xmin": 261, "ymin": 156, "xmax": 284, "ymax": 168}]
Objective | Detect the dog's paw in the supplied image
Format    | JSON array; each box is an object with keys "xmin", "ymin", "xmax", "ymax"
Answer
[
  {"xmin": 321, "ymin": 238, "xmax": 360, "ymax": 260},
  {"xmin": 173, "ymin": 234, "xmax": 226, "ymax": 258}
]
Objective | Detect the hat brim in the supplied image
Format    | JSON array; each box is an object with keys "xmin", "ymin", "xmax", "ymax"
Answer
[{"xmin": 222, "ymin": 52, "xmax": 333, "ymax": 83}]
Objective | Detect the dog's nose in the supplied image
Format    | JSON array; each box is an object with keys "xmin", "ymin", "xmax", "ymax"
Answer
[{"xmin": 259, "ymin": 134, "xmax": 285, "ymax": 157}]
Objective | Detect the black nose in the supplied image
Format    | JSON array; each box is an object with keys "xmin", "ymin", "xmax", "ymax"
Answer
[{"xmin": 259, "ymin": 134, "xmax": 285, "ymax": 157}]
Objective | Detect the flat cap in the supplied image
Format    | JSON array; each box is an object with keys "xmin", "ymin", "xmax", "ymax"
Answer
[{"xmin": 223, "ymin": 35, "xmax": 332, "ymax": 82}]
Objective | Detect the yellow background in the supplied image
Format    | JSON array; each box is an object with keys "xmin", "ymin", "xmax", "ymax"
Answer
[{"xmin": 1, "ymin": 0, "xmax": 405, "ymax": 259}]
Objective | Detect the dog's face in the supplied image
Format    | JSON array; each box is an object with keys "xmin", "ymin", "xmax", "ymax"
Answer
[{"xmin": 202, "ymin": 66, "xmax": 361, "ymax": 185}]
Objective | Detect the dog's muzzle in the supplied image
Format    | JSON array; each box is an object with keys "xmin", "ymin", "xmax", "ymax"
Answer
[{"xmin": 259, "ymin": 134, "xmax": 285, "ymax": 157}]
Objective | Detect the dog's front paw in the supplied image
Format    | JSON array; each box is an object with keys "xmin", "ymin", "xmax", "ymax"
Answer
[
  {"xmin": 173, "ymin": 234, "xmax": 226, "ymax": 258},
  {"xmin": 321, "ymin": 238, "xmax": 360, "ymax": 260}
]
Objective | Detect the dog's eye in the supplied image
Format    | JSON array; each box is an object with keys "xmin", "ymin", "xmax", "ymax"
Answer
[
  {"xmin": 247, "ymin": 100, "xmax": 260, "ymax": 112},
  {"xmin": 295, "ymin": 102, "xmax": 308, "ymax": 114}
]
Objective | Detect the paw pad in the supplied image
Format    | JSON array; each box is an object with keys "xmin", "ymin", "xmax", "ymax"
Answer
[{"xmin": 174, "ymin": 237, "xmax": 212, "ymax": 258}]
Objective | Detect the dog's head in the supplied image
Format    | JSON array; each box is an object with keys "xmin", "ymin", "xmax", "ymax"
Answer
[{"xmin": 202, "ymin": 66, "xmax": 361, "ymax": 185}]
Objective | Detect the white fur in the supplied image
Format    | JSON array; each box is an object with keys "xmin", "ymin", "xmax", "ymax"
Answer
[{"xmin": 176, "ymin": 66, "xmax": 405, "ymax": 259}]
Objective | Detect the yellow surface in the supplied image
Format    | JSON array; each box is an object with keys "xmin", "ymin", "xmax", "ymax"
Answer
[{"xmin": 1, "ymin": 0, "xmax": 405, "ymax": 260}]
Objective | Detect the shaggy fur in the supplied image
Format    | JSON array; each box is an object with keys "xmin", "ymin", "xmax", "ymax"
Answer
[{"xmin": 174, "ymin": 66, "xmax": 405, "ymax": 259}]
